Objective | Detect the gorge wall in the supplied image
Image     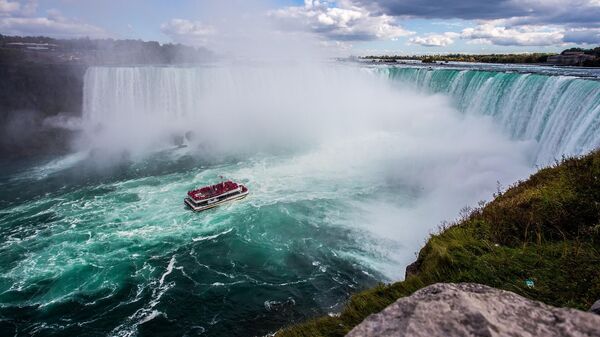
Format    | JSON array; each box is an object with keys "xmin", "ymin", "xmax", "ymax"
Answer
[{"xmin": 0, "ymin": 64, "xmax": 86, "ymax": 157}]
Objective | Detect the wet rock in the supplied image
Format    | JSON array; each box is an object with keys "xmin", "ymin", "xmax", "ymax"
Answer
[
  {"xmin": 590, "ymin": 299, "xmax": 600, "ymax": 315},
  {"xmin": 404, "ymin": 259, "xmax": 421, "ymax": 279},
  {"xmin": 346, "ymin": 283, "xmax": 600, "ymax": 337}
]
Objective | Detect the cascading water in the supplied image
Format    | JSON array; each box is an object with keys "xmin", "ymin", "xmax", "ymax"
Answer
[
  {"xmin": 378, "ymin": 66, "xmax": 600, "ymax": 164},
  {"xmin": 80, "ymin": 65, "xmax": 399, "ymax": 154},
  {"xmin": 1, "ymin": 62, "xmax": 597, "ymax": 337}
]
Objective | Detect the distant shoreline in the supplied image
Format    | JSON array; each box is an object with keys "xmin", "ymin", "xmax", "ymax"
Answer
[
  {"xmin": 361, "ymin": 48, "xmax": 600, "ymax": 68},
  {"xmin": 361, "ymin": 53, "xmax": 551, "ymax": 65}
]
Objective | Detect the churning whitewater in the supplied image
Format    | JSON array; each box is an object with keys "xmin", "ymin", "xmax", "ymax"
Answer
[{"xmin": 0, "ymin": 63, "xmax": 599, "ymax": 337}]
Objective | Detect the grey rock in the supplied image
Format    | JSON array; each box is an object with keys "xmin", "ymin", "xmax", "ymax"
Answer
[
  {"xmin": 404, "ymin": 259, "xmax": 420, "ymax": 279},
  {"xmin": 591, "ymin": 299, "xmax": 600, "ymax": 315},
  {"xmin": 346, "ymin": 283, "xmax": 600, "ymax": 337}
]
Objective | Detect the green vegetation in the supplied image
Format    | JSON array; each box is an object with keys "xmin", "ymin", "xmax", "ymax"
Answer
[{"xmin": 279, "ymin": 151, "xmax": 600, "ymax": 337}]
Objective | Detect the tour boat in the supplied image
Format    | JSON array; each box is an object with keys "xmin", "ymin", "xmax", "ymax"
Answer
[{"xmin": 185, "ymin": 180, "xmax": 249, "ymax": 212}]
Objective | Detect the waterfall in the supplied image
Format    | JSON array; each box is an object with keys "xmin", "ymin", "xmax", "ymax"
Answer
[
  {"xmin": 83, "ymin": 65, "xmax": 600, "ymax": 165},
  {"xmin": 379, "ymin": 67, "xmax": 600, "ymax": 164},
  {"xmin": 83, "ymin": 67, "xmax": 218, "ymax": 125}
]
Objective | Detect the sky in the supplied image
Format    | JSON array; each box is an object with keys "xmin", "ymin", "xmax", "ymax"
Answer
[{"xmin": 0, "ymin": 0, "xmax": 599, "ymax": 55}]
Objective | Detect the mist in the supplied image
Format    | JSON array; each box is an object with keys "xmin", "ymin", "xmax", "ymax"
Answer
[
  {"xmin": 19, "ymin": 1, "xmax": 536, "ymax": 281},
  {"xmin": 74, "ymin": 62, "xmax": 534, "ymax": 279},
  {"xmin": 6, "ymin": 0, "xmax": 535, "ymax": 281}
]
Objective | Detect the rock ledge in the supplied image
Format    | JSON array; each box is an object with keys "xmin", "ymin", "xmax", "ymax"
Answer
[{"xmin": 346, "ymin": 283, "xmax": 600, "ymax": 337}]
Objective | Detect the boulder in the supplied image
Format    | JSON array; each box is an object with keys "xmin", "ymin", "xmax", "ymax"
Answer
[{"xmin": 346, "ymin": 283, "xmax": 600, "ymax": 337}]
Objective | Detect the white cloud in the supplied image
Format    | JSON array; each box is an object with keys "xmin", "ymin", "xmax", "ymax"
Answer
[
  {"xmin": 0, "ymin": 0, "xmax": 37, "ymax": 17},
  {"xmin": 409, "ymin": 32, "xmax": 459, "ymax": 47},
  {"xmin": 0, "ymin": 8, "xmax": 107, "ymax": 38},
  {"xmin": 270, "ymin": 0, "xmax": 413, "ymax": 41},
  {"xmin": 414, "ymin": 22, "xmax": 573, "ymax": 47},
  {"xmin": 0, "ymin": 0, "xmax": 20, "ymax": 16},
  {"xmin": 160, "ymin": 19, "xmax": 215, "ymax": 46},
  {"xmin": 460, "ymin": 24, "xmax": 564, "ymax": 46},
  {"xmin": 356, "ymin": 0, "xmax": 600, "ymax": 45}
]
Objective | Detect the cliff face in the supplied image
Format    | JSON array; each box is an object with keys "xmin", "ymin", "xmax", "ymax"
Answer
[
  {"xmin": 0, "ymin": 64, "xmax": 85, "ymax": 115},
  {"xmin": 278, "ymin": 150, "xmax": 600, "ymax": 337},
  {"xmin": 0, "ymin": 63, "xmax": 86, "ymax": 158},
  {"xmin": 347, "ymin": 283, "xmax": 600, "ymax": 337}
]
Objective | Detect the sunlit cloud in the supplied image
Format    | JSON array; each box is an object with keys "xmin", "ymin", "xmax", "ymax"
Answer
[{"xmin": 270, "ymin": 0, "xmax": 414, "ymax": 41}]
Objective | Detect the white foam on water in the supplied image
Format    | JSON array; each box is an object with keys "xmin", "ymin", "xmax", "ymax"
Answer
[
  {"xmin": 192, "ymin": 228, "xmax": 234, "ymax": 242},
  {"xmin": 159, "ymin": 256, "xmax": 176, "ymax": 286},
  {"xmin": 110, "ymin": 256, "xmax": 177, "ymax": 337}
]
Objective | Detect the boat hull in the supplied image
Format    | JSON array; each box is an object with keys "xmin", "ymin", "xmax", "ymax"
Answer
[{"xmin": 184, "ymin": 188, "xmax": 249, "ymax": 212}]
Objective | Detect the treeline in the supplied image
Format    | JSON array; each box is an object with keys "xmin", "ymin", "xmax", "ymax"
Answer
[
  {"xmin": 561, "ymin": 47, "xmax": 600, "ymax": 66},
  {"xmin": 363, "ymin": 46, "xmax": 600, "ymax": 67},
  {"xmin": 0, "ymin": 34, "xmax": 215, "ymax": 65},
  {"xmin": 562, "ymin": 47, "xmax": 600, "ymax": 57},
  {"xmin": 362, "ymin": 53, "xmax": 552, "ymax": 64},
  {"xmin": 424, "ymin": 53, "xmax": 550, "ymax": 64}
]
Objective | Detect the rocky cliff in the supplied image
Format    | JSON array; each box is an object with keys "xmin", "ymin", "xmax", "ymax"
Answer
[{"xmin": 0, "ymin": 63, "xmax": 86, "ymax": 158}]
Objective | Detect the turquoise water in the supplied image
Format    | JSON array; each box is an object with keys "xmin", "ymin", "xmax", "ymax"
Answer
[
  {"xmin": 0, "ymin": 151, "xmax": 395, "ymax": 336},
  {"xmin": 1, "ymin": 63, "xmax": 598, "ymax": 336}
]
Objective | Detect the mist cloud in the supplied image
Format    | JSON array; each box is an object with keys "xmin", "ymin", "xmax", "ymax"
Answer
[{"xmin": 74, "ymin": 63, "xmax": 533, "ymax": 279}]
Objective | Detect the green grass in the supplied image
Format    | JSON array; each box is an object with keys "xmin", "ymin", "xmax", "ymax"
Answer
[{"xmin": 278, "ymin": 151, "xmax": 600, "ymax": 337}]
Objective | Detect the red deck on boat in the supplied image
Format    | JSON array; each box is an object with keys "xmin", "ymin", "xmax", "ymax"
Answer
[{"xmin": 187, "ymin": 181, "xmax": 240, "ymax": 201}]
